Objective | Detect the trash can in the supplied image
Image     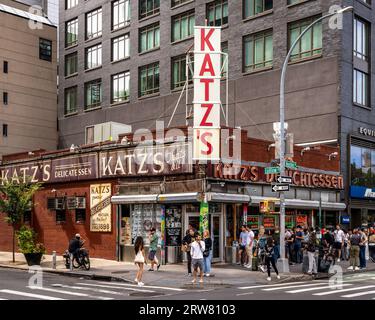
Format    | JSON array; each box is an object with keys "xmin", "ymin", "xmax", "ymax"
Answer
[
  {"xmin": 167, "ymin": 246, "xmax": 181, "ymax": 264},
  {"xmin": 232, "ymin": 241, "xmax": 238, "ymax": 265}
]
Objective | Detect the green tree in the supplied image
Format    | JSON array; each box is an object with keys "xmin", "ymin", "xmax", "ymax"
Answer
[{"xmin": 0, "ymin": 180, "xmax": 41, "ymax": 263}]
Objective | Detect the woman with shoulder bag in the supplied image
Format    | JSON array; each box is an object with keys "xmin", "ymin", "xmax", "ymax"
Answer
[
  {"xmin": 203, "ymin": 230, "xmax": 212, "ymax": 277},
  {"xmin": 134, "ymin": 236, "xmax": 147, "ymax": 286}
]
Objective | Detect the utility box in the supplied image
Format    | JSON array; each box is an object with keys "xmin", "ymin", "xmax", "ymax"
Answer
[{"xmin": 92, "ymin": 122, "xmax": 132, "ymax": 144}]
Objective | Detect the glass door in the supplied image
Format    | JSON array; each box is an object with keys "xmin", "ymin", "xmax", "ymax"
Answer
[{"xmin": 209, "ymin": 214, "xmax": 222, "ymax": 261}]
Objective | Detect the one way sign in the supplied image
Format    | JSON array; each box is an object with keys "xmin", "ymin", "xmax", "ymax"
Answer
[
  {"xmin": 277, "ymin": 176, "xmax": 292, "ymax": 184},
  {"xmin": 272, "ymin": 184, "xmax": 290, "ymax": 192}
]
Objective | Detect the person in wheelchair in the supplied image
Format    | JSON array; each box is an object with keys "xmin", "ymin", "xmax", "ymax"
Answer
[{"xmin": 68, "ymin": 233, "xmax": 85, "ymax": 265}]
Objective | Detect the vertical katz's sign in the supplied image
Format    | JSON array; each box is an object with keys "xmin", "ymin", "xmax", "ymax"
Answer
[
  {"xmin": 193, "ymin": 26, "xmax": 221, "ymax": 161},
  {"xmin": 90, "ymin": 183, "xmax": 112, "ymax": 232}
]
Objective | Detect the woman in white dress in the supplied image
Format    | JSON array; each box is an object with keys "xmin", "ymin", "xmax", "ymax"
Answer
[{"xmin": 134, "ymin": 236, "xmax": 147, "ymax": 286}]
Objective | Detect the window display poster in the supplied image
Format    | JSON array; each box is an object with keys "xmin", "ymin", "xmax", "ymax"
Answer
[
  {"xmin": 247, "ymin": 216, "xmax": 259, "ymax": 230},
  {"xmin": 263, "ymin": 216, "xmax": 276, "ymax": 229},
  {"xmin": 296, "ymin": 215, "xmax": 308, "ymax": 227},
  {"xmin": 285, "ymin": 215, "xmax": 294, "ymax": 229},
  {"xmin": 166, "ymin": 205, "xmax": 182, "ymax": 246}
]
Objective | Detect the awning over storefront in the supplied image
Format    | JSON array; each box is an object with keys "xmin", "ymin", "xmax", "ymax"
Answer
[
  {"xmin": 250, "ymin": 196, "xmax": 346, "ymax": 210},
  {"xmin": 158, "ymin": 193, "xmax": 199, "ymax": 203},
  {"xmin": 206, "ymin": 193, "xmax": 250, "ymax": 203},
  {"xmin": 111, "ymin": 194, "xmax": 158, "ymax": 204}
]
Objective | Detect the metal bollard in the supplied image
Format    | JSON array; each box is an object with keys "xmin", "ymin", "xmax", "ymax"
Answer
[
  {"xmin": 52, "ymin": 251, "xmax": 57, "ymax": 269},
  {"xmin": 232, "ymin": 241, "xmax": 238, "ymax": 265},
  {"xmin": 69, "ymin": 253, "xmax": 73, "ymax": 271}
]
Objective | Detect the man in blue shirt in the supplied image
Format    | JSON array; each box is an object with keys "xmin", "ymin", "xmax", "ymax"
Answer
[
  {"xmin": 237, "ymin": 225, "xmax": 248, "ymax": 266},
  {"xmin": 294, "ymin": 226, "xmax": 304, "ymax": 264}
]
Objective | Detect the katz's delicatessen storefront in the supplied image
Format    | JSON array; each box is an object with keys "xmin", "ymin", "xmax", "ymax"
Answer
[{"xmin": 0, "ymin": 137, "xmax": 345, "ymax": 264}]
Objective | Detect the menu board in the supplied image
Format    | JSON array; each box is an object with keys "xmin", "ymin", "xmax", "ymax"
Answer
[
  {"xmin": 263, "ymin": 216, "xmax": 276, "ymax": 229},
  {"xmin": 247, "ymin": 216, "xmax": 260, "ymax": 230},
  {"xmin": 166, "ymin": 206, "xmax": 182, "ymax": 246},
  {"xmin": 121, "ymin": 217, "xmax": 132, "ymax": 245}
]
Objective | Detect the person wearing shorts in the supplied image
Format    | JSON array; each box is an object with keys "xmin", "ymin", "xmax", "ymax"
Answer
[
  {"xmin": 334, "ymin": 225, "xmax": 345, "ymax": 262},
  {"xmin": 190, "ymin": 232, "xmax": 205, "ymax": 284},
  {"xmin": 148, "ymin": 227, "xmax": 160, "ymax": 271}
]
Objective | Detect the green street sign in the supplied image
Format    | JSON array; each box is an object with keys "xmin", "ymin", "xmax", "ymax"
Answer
[
  {"xmin": 265, "ymin": 167, "xmax": 280, "ymax": 175},
  {"xmin": 285, "ymin": 160, "xmax": 297, "ymax": 169}
]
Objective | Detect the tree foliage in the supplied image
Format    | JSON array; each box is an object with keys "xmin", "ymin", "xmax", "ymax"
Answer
[{"xmin": 0, "ymin": 179, "xmax": 41, "ymax": 225}]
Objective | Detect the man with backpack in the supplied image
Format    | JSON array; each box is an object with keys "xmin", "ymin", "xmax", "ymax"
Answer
[{"xmin": 306, "ymin": 227, "xmax": 318, "ymax": 275}]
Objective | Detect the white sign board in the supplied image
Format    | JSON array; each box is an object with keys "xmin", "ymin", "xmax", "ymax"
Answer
[
  {"xmin": 193, "ymin": 26, "xmax": 222, "ymax": 161},
  {"xmin": 90, "ymin": 183, "xmax": 112, "ymax": 232}
]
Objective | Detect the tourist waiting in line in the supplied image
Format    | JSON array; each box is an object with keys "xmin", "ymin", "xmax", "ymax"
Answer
[
  {"xmin": 244, "ymin": 226, "xmax": 255, "ymax": 269},
  {"xmin": 190, "ymin": 232, "xmax": 205, "ymax": 284},
  {"xmin": 203, "ymin": 230, "xmax": 212, "ymax": 277},
  {"xmin": 359, "ymin": 228, "xmax": 368, "ymax": 270},
  {"xmin": 334, "ymin": 224, "xmax": 345, "ymax": 262},
  {"xmin": 182, "ymin": 229, "xmax": 195, "ymax": 276},
  {"xmin": 237, "ymin": 225, "xmax": 248, "ymax": 266},
  {"xmin": 348, "ymin": 228, "xmax": 361, "ymax": 271}
]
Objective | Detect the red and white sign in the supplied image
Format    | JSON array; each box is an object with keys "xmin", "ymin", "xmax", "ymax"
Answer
[{"xmin": 193, "ymin": 26, "xmax": 222, "ymax": 161}]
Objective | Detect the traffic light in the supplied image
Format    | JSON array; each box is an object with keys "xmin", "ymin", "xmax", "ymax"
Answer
[{"xmin": 260, "ymin": 200, "xmax": 275, "ymax": 214}]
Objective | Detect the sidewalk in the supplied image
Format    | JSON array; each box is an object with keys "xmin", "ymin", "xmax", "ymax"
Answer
[
  {"xmin": 0, "ymin": 251, "xmax": 373, "ymax": 288},
  {"xmin": 0, "ymin": 251, "xmax": 308, "ymax": 287}
]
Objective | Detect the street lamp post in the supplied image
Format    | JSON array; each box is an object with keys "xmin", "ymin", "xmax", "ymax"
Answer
[{"xmin": 278, "ymin": 7, "xmax": 353, "ymax": 273}]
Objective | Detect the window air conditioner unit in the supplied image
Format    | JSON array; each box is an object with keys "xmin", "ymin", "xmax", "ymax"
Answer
[
  {"xmin": 76, "ymin": 197, "xmax": 86, "ymax": 209},
  {"xmin": 55, "ymin": 198, "xmax": 66, "ymax": 210},
  {"xmin": 66, "ymin": 197, "xmax": 77, "ymax": 210}
]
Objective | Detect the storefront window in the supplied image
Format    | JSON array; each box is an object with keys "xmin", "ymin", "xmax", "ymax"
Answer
[
  {"xmin": 130, "ymin": 204, "xmax": 162, "ymax": 246},
  {"xmin": 165, "ymin": 205, "xmax": 182, "ymax": 246},
  {"xmin": 351, "ymin": 144, "xmax": 375, "ymax": 187}
]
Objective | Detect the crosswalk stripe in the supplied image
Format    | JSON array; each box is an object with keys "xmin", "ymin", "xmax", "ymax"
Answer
[
  {"xmin": 95, "ymin": 281, "xmax": 186, "ymax": 292},
  {"xmin": 0, "ymin": 298, "xmax": 8, "ymax": 300},
  {"xmin": 76, "ymin": 283, "xmax": 156, "ymax": 293},
  {"xmin": 0, "ymin": 289, "xmax": 65, "ymax": 300},
  {"xmin": 262, "ymin": 283, "xmax": 329, "ymax": 291},
  {"xmin": 27, "ymin": 286, "xmax": 114, "ymax": 300},
  {"xmin": 51, "ymin": 284, "xmax": 131, "ymax": 297},
  {"xmin": 341, "ymin": 290, "xmax": 375, "ymax": 298},
  {"xmin": 313, "ymin": 285, "xmax": 375, "ymax": 296},
  {"xmin": 238, "ymin": 281, "xmax": 312, "ymax": 290},
  {"xmin": 286, "ymin": 284, "xmax": 353, "ymax": 293}
]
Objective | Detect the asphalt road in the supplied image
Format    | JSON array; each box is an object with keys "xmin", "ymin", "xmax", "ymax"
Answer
[{"xmin": 0, "ymin": 268, "xmax": 375, "ymax": 300}]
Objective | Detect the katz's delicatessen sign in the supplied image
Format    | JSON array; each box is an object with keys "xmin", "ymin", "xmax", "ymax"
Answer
[{"xmin": 193, "ymin": 26, "xmax": 222, "ymax": 161}]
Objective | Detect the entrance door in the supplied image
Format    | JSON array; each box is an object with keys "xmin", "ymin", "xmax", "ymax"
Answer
[{"xmin": 186, "ymin": 211, "xmax": 223, "ymax": 262}]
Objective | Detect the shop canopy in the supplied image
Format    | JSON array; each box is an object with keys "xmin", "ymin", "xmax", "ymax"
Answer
[
  {"xmin": 250, "ymin": 196, "xmax": 346, "ymax": 210},
  {"xmin": 111, "ymin": 192, "xmax": 250, "ymax": 204}
]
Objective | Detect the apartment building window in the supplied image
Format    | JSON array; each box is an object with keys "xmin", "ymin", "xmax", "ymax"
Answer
[
  {"xmin": 86, "ymin": 126, "xmax": 94, "ymax": 144},
  {"xmin": 75, "ymin": 209, "xmax": 86, "ymax": 223},
  {"xmin": 353, "ymin": 69, "xmax": 369, "ymax": 107},
  {"xmin": 243, "ymin": 30, "xmax": 273, "ymax": 72},
  {"xmin": 65, "ymin": 52, "xmax": 78, "ymax": 76},
  {"xmin": 361, "ymin": 0, "xmax": 372, "ymax": 5},
  {"xmin": 112, "ymin": 34, "xmax": 130, "ymax": 62},
  {"xmin": 85, "ymin": 79, "xmax": 102, "ymax": 109},
  {"xmin": 56, "ymin": 210, "xmax": 66, "ymax": 223},
  {"xmin": 172, "ymin": 55, "xmax": 193, "ymax": 90},
  {"xmin": 3, "ymin": 92, "xmax": 8, "ymax": 105},
  {"xmin": 288, "ymin": 17, "xmax": 322, "ymax": 62},
  {"xmin": 64, "ymin": 86, "xmax": 78, "ymax": 115},
  {"xmin": 65, "ymin": 18, "xmax": 78, "ymax": 47},
  {"xmin": 354, "ymin": 17, "xmax": 370, "ymax": 61},
  {"xmin": 86, "ymin": 8, "xmax": 102, "ymax": 40},
  {"xmin": 139, "ymin": 0, "xmax": 160, "ymax": 19},
  {"xmin": 85, "ymin": 44, "xmax": 102, "ymax": 70},
  {"xmin": 112, "ymin": 71, "xmax": 130, "ymax": 103},
  {"xmin": 3, "ymin": 124, "xmax": 8, "ymax": 137},
  {"xmin": 207, "ymin": 0, "xmax": 228, "ymax": 27},
  {"xmin": 39, "ymin": 38, "xmax": 52, "ymax": 61},
  {"xmin": 139, "ymin": 23, "xmax": 160, "ymax": 53},
  {"xmin": 66, "ymin": 0, "xmax": 78, "ymax": 9},
  {"xmin": 112, "ymin": 0, "xmax": 130, "ymax": 30},
  {"xmin": 3, "ymin": 61, "xmax": 8, "ymax": 73},
  {"xmin": 139, "ymin": 62, "xmax": 159, "ymax": 97},
  {"xmin": 243, "ymin": 0, "xmax": 272, "ymax": 18},
  {"xmin": 172, "ymin": 10, "xmax": 195, "ymax": 42},
  {"xmin": 221, "ymin": 41, "xmax": 228, "ymax": 78},
  {"xmin": 172, "ymin": 0, "xmax": 190, "ymax": 7}
]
